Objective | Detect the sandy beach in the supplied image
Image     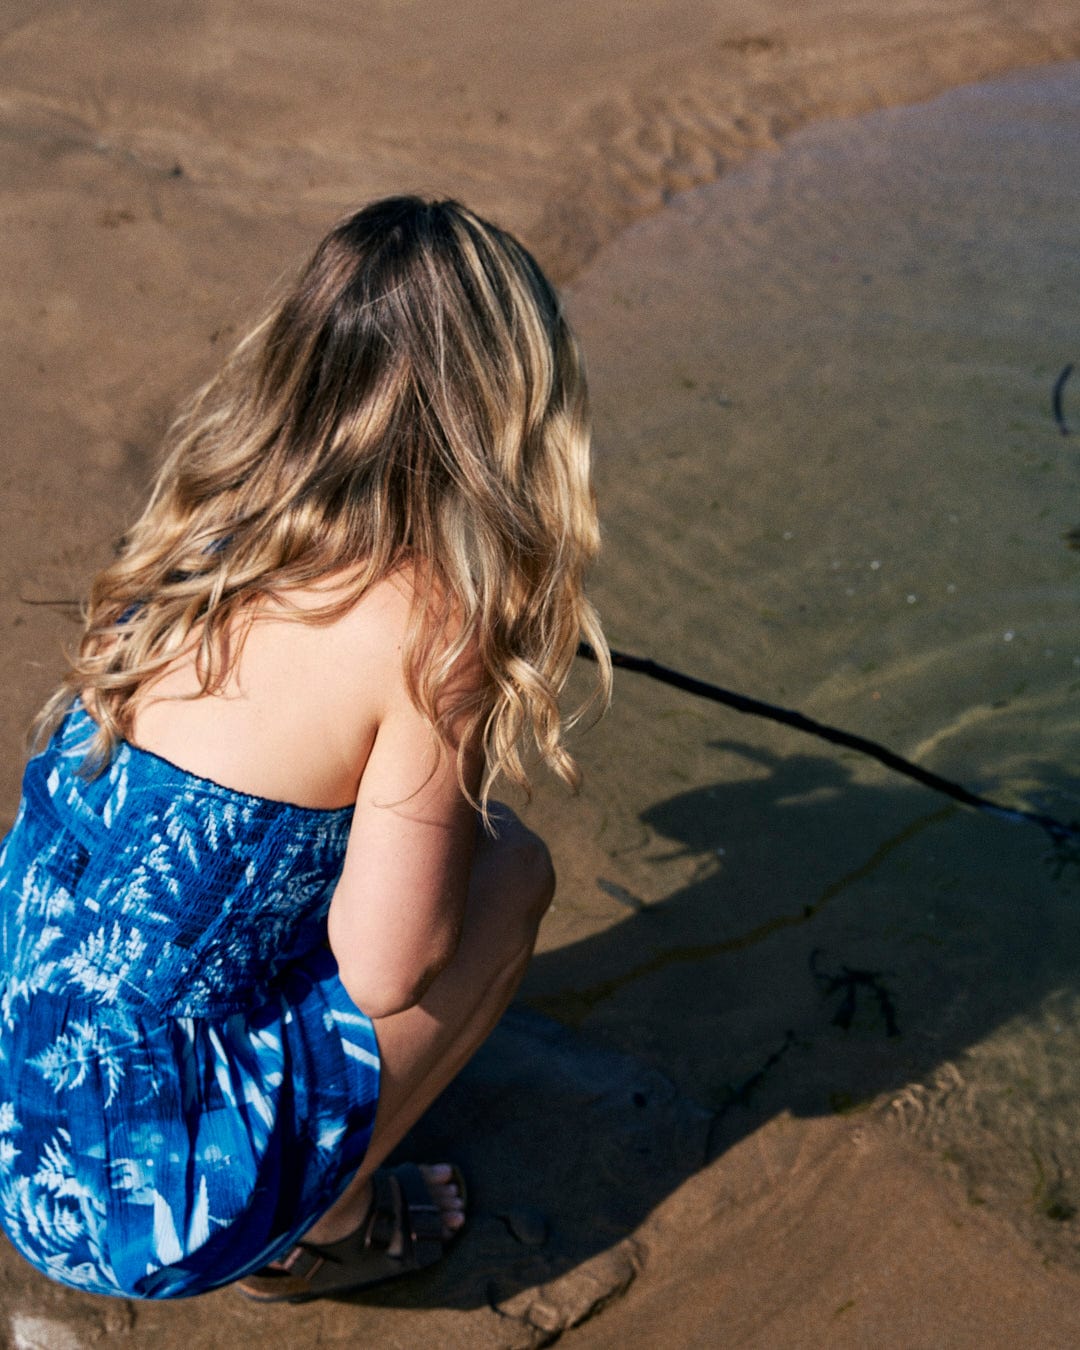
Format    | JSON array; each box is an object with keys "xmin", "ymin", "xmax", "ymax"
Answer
[{"xmin": 4, "ymin": 3, "xmax": 1080, "ymax": 1346}]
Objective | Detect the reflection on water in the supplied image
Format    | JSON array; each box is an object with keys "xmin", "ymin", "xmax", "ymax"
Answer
[{"xmin": 538, "ymin": 63, "xmax": 1080, "ymax": 1264}]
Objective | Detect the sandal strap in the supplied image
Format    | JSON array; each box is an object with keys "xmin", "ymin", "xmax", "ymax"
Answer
[
  {"xmin": 394, "ymin": 1162, "xmax": 447, "ymax": 1267},
  {"xmin": 279, "ymin": 1243, "xmax": 335, "ymax": 1282},
  {"xmin": 234, "ymin": 1161, "xmax": 465, "ymax": 1303},
  {"xmin": 366, "ymin": 1169, "xmax": 400, "ymax": 1251}
]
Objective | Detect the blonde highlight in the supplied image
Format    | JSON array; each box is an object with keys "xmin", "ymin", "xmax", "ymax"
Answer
[{"xmin": 37, "ymin": 197, "xmax": 611, "ymax": 811}]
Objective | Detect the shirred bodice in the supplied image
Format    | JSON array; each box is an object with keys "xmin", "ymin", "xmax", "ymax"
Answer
[
  {"xmin": 0, "ymin": 701, "xmax": 378, "ymax": 1299},
  {"xmin": 0, "ymin": 702, "xmax": 354, "ymax": 1020}
]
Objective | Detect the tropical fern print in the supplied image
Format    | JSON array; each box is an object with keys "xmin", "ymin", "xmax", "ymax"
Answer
[{"xmin": 0, "ymin": 703, "xmax": 379, "ymax": 1298}]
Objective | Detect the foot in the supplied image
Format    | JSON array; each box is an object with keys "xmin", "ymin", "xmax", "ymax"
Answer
[
  {"xmin": 235, "ymin": 1162, "xmax": 467, "ymax": 1302},
  {"xmin": 302, "ymin": 1163, "xmax": 465, "ymax": 1251}
]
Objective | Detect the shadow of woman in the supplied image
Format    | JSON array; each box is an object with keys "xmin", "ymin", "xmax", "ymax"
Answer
[{"xmin": 309, "ymin": 740, "xmax": 1080, "ymax": 1336}]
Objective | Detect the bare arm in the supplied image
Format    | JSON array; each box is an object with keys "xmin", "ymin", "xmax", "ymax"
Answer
[{"xmin": 327, "ymin": 589, "xmax": 484, "ymax": 1018}]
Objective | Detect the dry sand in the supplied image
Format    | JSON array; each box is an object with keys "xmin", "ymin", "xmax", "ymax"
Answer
[{"xmin": 3, "ymin": 3, "xmax": 1080, "ymax": 1347}]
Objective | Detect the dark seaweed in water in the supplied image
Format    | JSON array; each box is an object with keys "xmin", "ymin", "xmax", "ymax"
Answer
[
  {"xmin": 714, "ymin": 1029, "xmax": 799, "ymax": 1118},
  {"xmin": 1052, "ymin": 362, "xmax": 1074, "ymax": 435},
  {"xmin": 811, "ymin": 948, "xmax": 900, "ymax": 1037}
]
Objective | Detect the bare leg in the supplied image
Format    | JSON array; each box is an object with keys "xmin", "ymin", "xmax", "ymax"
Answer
[{"xmin": 301, "ymin": 805, "xmax": 555, "ymax": 1245}]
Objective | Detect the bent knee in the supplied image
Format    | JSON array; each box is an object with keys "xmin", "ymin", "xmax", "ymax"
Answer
[
  {"xmin": 476, "ymin": 811, "xmax": 556, "ymax": 932},
  {"xmin": 514, "ymin": 826, "xmax": 556, "ymax": 922}
]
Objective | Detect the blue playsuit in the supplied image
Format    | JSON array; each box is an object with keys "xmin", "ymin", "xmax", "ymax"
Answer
[{"xmin": 0, "ymin": 702, "xmax": 379, "ymax": 1297}]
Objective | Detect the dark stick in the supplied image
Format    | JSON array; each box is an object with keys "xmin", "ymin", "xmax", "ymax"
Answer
[
  {"xmin": 577, "ymin": 642, "xmax": 1078, "ymax": 844},
  {"xmin": 1053, "ymin": 363, "xmax": 1074, "ymax": 435}
]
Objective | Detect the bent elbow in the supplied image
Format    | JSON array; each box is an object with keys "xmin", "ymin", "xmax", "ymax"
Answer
[
  {"xmin": 330, "ymin": 931, "xmax": 459, "ymax": 1020},
  {"xmin": 339, "ymin": 977, "xmax": 421, "ymax": 1020},
  {"xmin": 336, "ymin": 961, "xmax": 442, "ymax": 1019}
]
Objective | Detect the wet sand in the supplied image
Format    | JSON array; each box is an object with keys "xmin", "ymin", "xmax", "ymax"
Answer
[
  {"xmin": 3, "ymin": 3, "xmax": 1080, "ymax": 1347},
  {"xmin": 535, "ymin": 61, "xmax": 1080, "ymax": 1346}
]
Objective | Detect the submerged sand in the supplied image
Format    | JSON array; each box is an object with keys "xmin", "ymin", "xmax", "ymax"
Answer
[
  {"xmin": 540, "ymin": 60, "xmax": 1080, "ymax": 1348},
  {"xmin": 3, "ymin": 3, "xmax": 1080, "ymax": 1347}
]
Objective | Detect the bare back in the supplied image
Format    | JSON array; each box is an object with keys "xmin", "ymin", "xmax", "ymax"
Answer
[
  {"xmin": 129, "ymin": 574, "xmax": 412, "ymax": 811},
  {"xmin": 117, "ymin": 566, "xmax": 484, "ymax": 1024}
]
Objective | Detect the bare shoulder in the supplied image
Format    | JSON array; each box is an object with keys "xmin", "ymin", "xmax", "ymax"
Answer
[
  {"xmin": 129, "ymin": 569, "xmax": 426, "ymax": 809},
  {"xmin": 300, "ymin": 568, "xmax": 417, "ymax": 711},
  {"xmin": 318, "ymin": 564, "xmax": 483, "ymax": 717},
  {"xmin": 129, "ymin": 564, "xmax": 484, "ymax": 810}
]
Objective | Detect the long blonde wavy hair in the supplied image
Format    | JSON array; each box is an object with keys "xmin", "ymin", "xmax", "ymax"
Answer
[{"xmin": 37, "ymin": 196, "xmax": 611, "ymax": 809}]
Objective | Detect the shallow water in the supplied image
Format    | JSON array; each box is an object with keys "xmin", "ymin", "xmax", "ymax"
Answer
[{"xmin": 528, "ymin": 63, "xmax": 1080, "ymax": 1265}]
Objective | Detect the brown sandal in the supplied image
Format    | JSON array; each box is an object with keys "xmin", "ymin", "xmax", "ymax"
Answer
[{"xmin": 235, "ymin": 1162, "xmax": 466, "ymax": 1303}]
